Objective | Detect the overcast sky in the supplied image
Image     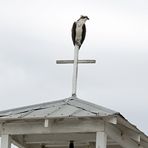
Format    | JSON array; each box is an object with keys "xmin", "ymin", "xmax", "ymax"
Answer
[{"xmin": 0, "ymin": 0, "xmax": 148, "ymax": 145}]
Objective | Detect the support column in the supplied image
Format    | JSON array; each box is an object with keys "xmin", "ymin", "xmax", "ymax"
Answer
[
  {"xmin": 96, "ymin": 132, "xmax": 107, "ymax": 148},
  {"xmin": 1, "ymin": 134, "xmax": 11, "ymax": 148}
]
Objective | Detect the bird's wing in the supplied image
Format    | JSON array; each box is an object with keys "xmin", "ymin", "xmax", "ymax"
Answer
[
  {"xmin": 81, "ymin": 24, "xmax": 86, "ymax": 45},
  {"xmin": 71, "ymin": 22, "xmax": 76, "ymax": 46}
]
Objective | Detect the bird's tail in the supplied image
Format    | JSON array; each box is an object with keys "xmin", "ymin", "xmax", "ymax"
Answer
[{"xmin": 75, "ymin": 41, "xmax": 81, "ymax": 49}]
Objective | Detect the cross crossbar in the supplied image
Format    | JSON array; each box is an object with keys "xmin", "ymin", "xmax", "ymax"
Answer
[{"xmin": 56, "ymin": 60, "xmax": 96, "ymax": 64}]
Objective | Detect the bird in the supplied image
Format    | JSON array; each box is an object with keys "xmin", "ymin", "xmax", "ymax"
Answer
[
  {"xmin": 71, "ymin": 16, "xmax": 89, "ymax": 97},
  {"xmin": 71, "ymin": 15, "xmax": 89, "ymax": 49}
]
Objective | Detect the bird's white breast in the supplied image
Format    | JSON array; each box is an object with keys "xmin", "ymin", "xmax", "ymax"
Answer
[{"xmin": 75, "ymin": 21, "xmax": 83, "ymax": 42}]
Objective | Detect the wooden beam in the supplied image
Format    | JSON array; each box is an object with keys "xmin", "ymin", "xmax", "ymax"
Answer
[
  {"xmin": 11, "ymin": 138, "xmax": 26, "ymax": 148},
  {"xmin": 1, "ymin": 119, "xmax": 104, "ymax": 135},
  {"xmin": 24, "ymin": 133, "xmax": 96, "ymax": 144},
  {"xmin": 45, "ymin": 143, "xmax": 89, "ymax": 147},
  {"xmin": 96, "ymin": 132, "xmax": 107, "ymax": 148},
  {"xmin": 114, "ymin": 121, "xmax": 148, "ymax": 148},
  {"xmin": 56, "ymin": 60, "xmax": 96, "ymax": 64},
  {"xmin": 105, "ymin": 123, "xmax": 139, "ymax": 148},
  {"xmin": 11, "ymin": 135, "xmax": 28, "ymax": 148},
  {"xmin": 104, "ymin": 116, "xmax": 117, "ymax": 125},
  {"xmin": 1, "ymin": 134, "xmax": 11, "ymax": 148},
  {"xmin": 120, "ymin": 126, "xmax": 141, "ymax": 143}
]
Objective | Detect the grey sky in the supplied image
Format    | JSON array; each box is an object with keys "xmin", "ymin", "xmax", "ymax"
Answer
[{"xmin": 0, "ymin": 1, "xmax": 148, "ymax": 144}]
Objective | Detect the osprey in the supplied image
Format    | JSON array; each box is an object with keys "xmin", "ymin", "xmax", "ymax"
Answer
[{"xmin": 71, "ymin": 15, "xmax": 89, "ymax": 49}]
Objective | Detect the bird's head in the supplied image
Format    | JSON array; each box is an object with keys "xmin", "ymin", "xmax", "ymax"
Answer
[{"xmin": 77, "ymin": 15, "xmax": 89, "ymax": 23}]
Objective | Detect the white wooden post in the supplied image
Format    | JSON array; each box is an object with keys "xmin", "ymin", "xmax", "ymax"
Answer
[
  {"xmin": 1, "ymin": 134, "xmax": 11, "ymax": 148},
  {"xmin": 72, "ymin": 45, "xmax": 79, "ymax": 96},
  {"xmin": 96, "ymin": 132, "xmax": 107, "ymax": 148}
]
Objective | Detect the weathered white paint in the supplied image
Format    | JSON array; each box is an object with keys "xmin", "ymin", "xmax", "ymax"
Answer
[
  {"xmin": 0, "ymin": 119, "xmax": 104, "ymax": 135},
  {"xmin": 1, "ymin": 134, "xmax": 11, "ymax": 148},
  {"xmin": 24, "ymin": 133, "xmax": 96, "ymax": 144},
  {"xmin": 0, "ymin": 118, "xmax": 147, "ymax": 148},
  {"xmin": 105, "ymin": 123, "xmax": 139, "ymax": 148},
  {"xmin": 44, "ymin": 119, "xmax": 49, "ymax": 128},
  {"xmin": 56, "ymin": 60, "xmax": 96, "ymax": 64},
  {"xmin": 104, "ymin": 117, "xmax": 117, "ymax": 125},
  {"xmin": 119, "ymin": 126, "xmax": 141, "ymax": 143},
  {"xmin": 96, "ymin": 132, "xmax": 107, "ymax": 148},
  {"xmin": 72, "ymin": 45, "xmax": 79, "ymax": 96}
]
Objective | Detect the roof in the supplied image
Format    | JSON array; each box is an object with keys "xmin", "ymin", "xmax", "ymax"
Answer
[
  {"xmin": 0, "ymin": 97, "xmax": 147, "ymax": 145},
  {"xmin": 0, "ymin": 97, "xmax": 117, "ymax": 120}
]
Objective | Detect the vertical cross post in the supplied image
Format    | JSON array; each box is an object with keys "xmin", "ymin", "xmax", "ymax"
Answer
[{"xmin": 72, "ymin": 45, "xmax": 79, "ymax": 96}]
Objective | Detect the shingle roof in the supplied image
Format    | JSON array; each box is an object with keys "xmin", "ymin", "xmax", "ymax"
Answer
[{"xmin": 0, "ymin": 97, "xmax": 117, "ymax": 120}]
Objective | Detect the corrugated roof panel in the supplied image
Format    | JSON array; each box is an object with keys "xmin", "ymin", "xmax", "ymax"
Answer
[
  {"xmin": 67, "ymin": 98, "xmax": 116, "ymax": 115},
  {"xmin": 21, "ymin": 106, "xmax": 62, "ymax": 118},
  {"xmin": 0, "ymin": 112, "xmax": 26, "ymax": 119},
  {"xmin": 72, "ymin": 109, "xmax": 96, "ymax": 117},
  {"xmin": 0, "ymin": 97, "xmax": 117, "ymax": 120},
  {"xmin": 46, "ymin": 104, "xmax": 79, "ymax": 118},
  {"xmin": 0, "ymin": 99, "xmax": 65, "ymax": 117}
]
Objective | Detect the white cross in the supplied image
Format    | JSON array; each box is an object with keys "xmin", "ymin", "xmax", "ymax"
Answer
[{"xmin": 56, "ymin": 45, "xmax": 96, "ymax": 97}]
